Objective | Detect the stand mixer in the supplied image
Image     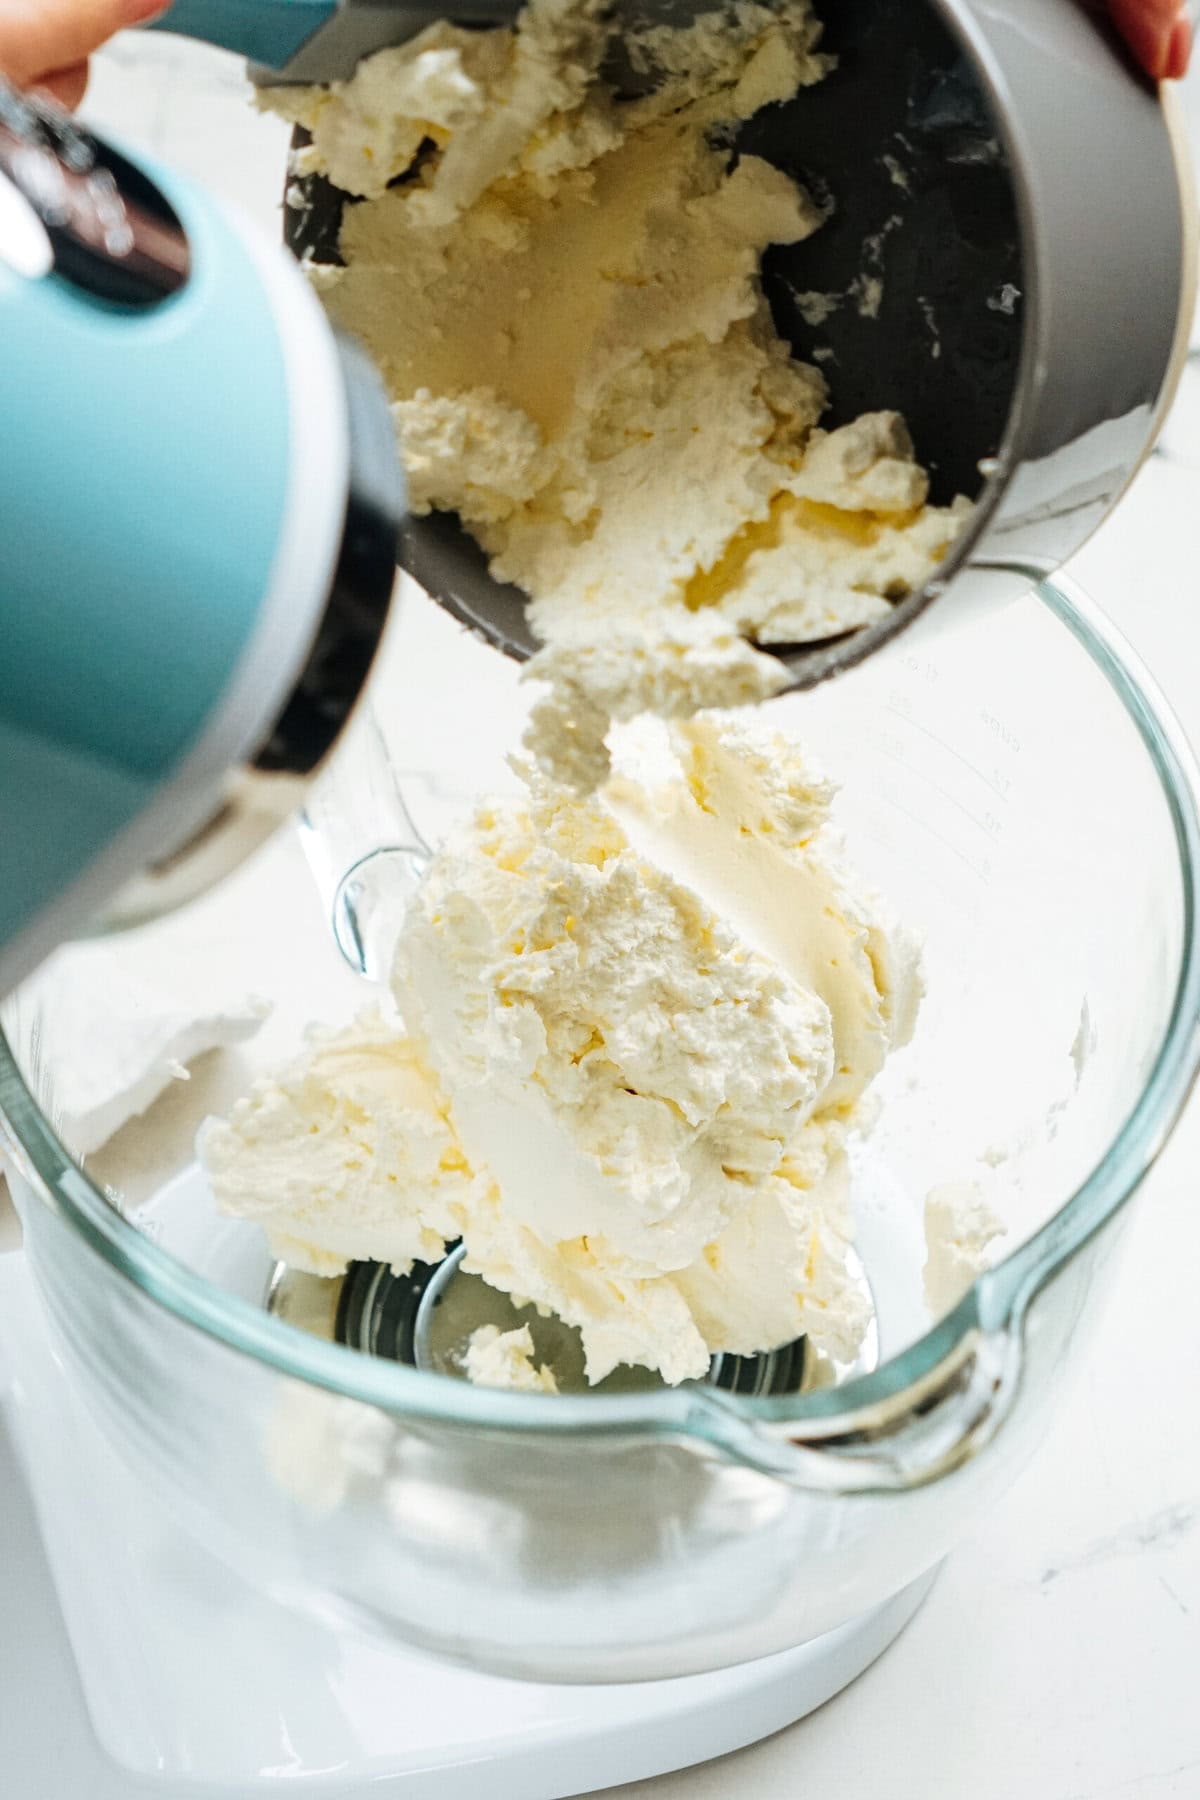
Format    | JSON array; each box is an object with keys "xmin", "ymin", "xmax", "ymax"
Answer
[
  {"xmin": 2, "ymin": 3, "xmax": 1199, "ymax": 1795},
  {"xmin": 0, "ymin": 76, "xmax": 404, "ymax": 997}
]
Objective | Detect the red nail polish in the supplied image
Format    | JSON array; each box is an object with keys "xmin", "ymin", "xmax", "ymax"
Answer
[{"xmin": 1165, "ymin": 13, "xmax": 1193, "ymax": 79}]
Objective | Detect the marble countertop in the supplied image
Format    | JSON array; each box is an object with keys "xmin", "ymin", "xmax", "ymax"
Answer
[{"xmin": 3, "ymin": 31, "xmax": 1200, "ymax": 1799}]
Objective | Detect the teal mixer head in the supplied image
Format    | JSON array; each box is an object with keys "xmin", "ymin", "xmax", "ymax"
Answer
[
  {"xmin": 0, "ymin": 83, "xmax": 404, "ymax": 998},
  {"xmin": 150, "ymin": 0, "xmax": 519, "ymax": 84}
]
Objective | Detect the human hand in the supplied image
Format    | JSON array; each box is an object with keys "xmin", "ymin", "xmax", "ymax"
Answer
[
  {"xmin": 0, "ymin": 0, "xmax": 165, "ymax": 110},
  {"xmin": 1100, "ymin": 0, "xmax": 1193, "ymax": 79}
]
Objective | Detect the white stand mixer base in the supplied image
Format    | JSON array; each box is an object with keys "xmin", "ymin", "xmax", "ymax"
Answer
[{"xmin": 0, "ymin": 1253, "xmax": 938, "ymax": 1797}]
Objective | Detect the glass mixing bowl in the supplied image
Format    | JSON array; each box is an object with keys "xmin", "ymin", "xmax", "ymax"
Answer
[{"xmin": 2, "ymin": 573, "xmax": 1199, "ymax": 1683}]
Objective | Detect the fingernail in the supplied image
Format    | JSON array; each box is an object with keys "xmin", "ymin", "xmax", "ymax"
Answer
[
  {"xmin": 124, "ymin": 0, "xmax": 171, "ymax": 23},
  {"xmin": 1165, "ymin": 12, "xmax": 1193, "ymax": 78}
]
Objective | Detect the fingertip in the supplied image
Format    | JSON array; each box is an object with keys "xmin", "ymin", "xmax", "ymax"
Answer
[
  {"xmin": 1107, "ymin": 0, "xmax": 1187, "ymax": 79},
  {"xmin": 1165, "ymin": 13, "xmax": 1193, "ymax": 78},
  {"xmin": 35, "ymin": 61, "xmax": 91, "ymax": 110},
  {"xmin": 122, "ymin": 0, "xmax": 171, "ymax": 23}
]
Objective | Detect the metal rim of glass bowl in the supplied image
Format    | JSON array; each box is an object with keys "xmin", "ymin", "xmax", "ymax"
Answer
[{"xmin": 2, "ymin": 575, "xmax": 1200, "ymax": 1456}]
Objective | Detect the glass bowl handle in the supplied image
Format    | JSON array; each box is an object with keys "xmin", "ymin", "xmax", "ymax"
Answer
[
  {"xmin": 295, "ymin": 707, "xmax": 430, "ymax": 982},
  {"xmin": 704, "ymin": 1322, "xmax": 1024, "ymax": 1495},
  {"xmin": 692, "ymin": 1200, "xmax": 1135, "ymax": 1493}
]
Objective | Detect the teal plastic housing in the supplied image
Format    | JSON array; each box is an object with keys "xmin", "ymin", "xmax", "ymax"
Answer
[
  {"xmin": 0, "ymin": 160, "xmax": 293, "ymax": 961},
  {"xmin": 151, "ymin": 0, "xmax": 335, "ymax": 68}
]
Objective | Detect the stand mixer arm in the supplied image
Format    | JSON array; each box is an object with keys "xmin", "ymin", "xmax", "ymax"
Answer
[
  {"xmin": 0, "ymin": 83, "xmax": 404, "ymax": 999},
  {"xmin": 150, "ymin": 0, "xmax": 339, "ymax": 68},
  {"xmin": 150, "ymin": 0, "xmax": 519, "ymax": 82}
]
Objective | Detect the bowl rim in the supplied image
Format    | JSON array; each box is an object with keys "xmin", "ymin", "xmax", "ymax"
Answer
[{"xmin": 3, "ymin": 574, "xmax": 1200, "ymax": 1448}]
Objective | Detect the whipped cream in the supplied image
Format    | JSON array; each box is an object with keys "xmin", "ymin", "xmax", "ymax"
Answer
[
  {"xmin": 230, "ymin": 1, "xmax": 947, "ymax": 1391},
  {"xmin": 200, "ymin": 1011, "xmax": 478, "ymax": 1276},
  {"xmin": 269, "ymin": 0, "xmax": 971, "ymax": 791},
  {"xmin": 923, "ymin": 1180, "xmax": 1007, "ymax": 1317},
  {"xmin": 205, "ymin": 724, "xmax": 918, "ymax": 1387},
  {"xmin": 464, "ymin": 1324, "xmax": 559, "ymax": 1393}
]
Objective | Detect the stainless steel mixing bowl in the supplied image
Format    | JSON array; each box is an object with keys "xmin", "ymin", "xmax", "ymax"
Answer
[{"xmin": 283, "ymin": 0, "xmax": 1195, "ymax": 687}]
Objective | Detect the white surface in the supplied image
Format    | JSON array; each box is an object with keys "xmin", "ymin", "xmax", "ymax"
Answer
[
  {"xmin": 0, "ymin": 1249, "xmax": 935, "ymax": 1795},
  {"xmin": 1, "ymin": 27, "xmax": 1199, "ymax": 1800}
]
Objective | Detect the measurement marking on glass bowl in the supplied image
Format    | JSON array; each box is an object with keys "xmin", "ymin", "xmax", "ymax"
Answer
[
  {"xmin": 880, "ymin": 788, "xmax": 992, "ymax": 883},
  {"xmin": 886, "ymin": 701, "xmax": 1016, "ymax": 804},
  {"xmin": 980, "ymin": 709, "xmax": 1022, "ymax": 753},
  {"xmin": 877, "ymin": 743, "xmax": 1005, "ymax": 841}
]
